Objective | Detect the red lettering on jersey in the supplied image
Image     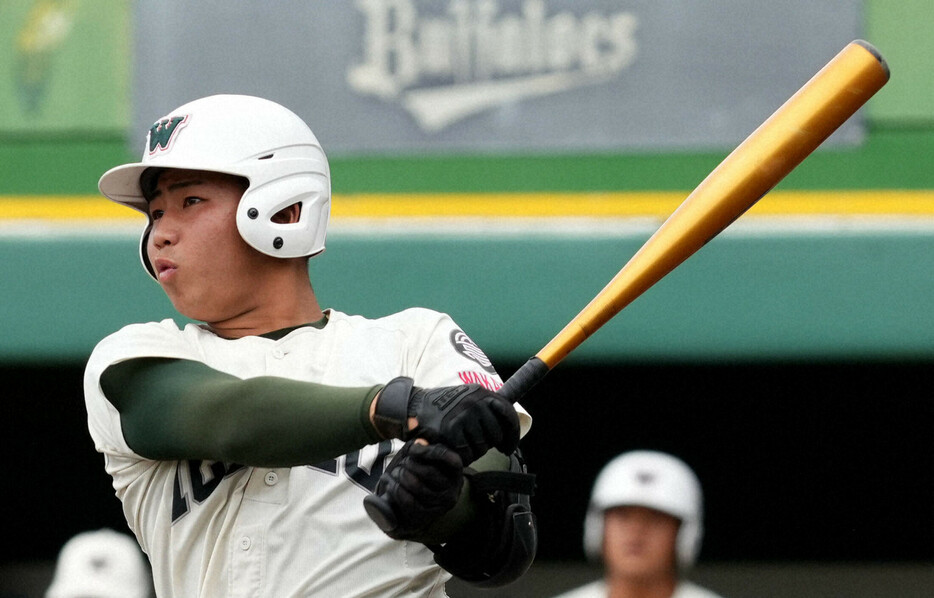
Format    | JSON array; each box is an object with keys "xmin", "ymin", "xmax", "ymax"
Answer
[{"xmin": 458, "ymin": 371, "xmax": 503, "ymax": 392}]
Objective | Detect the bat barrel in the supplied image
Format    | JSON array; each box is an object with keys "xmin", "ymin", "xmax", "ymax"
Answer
[{"xmin": 535, "ymin": 40, "xmax": 889, "ymax": 369}]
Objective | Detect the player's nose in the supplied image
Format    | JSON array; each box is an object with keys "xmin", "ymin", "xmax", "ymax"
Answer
[{"xmin": 150, "ymin": 217, "xmax": 179, "ymax": 249}]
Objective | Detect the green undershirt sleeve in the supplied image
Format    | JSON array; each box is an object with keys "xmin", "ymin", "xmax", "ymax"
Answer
[{"xmin": 100, "ymin": 357, "xmax": 384, "ymax": 466}]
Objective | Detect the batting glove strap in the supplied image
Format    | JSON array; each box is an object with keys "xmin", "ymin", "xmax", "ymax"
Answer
[{"xmin": 372, "ymin": 376, "xmax": 414, "ymax": 440}]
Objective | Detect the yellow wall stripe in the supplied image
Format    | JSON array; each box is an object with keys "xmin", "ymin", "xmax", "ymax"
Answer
[{"xmin": 2, "ymin": 190, "xmax": 934, "ymax": 221}]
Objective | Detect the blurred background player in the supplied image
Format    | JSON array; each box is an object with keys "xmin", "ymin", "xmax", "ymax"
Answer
[
  {"xmin": 44, "ymin": 528, "xmax": 152, "ymax": 598},
  {"xmin": 553, "ymin": 450, "xmax": 725, "ymax": 598}
]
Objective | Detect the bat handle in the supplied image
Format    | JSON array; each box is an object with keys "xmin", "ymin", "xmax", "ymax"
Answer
[
  {"xmin": 363, "ymin": 493, "xmax": 400, "ymax": 534},
  {"xmin": 497, "ymin": 357, "xmax": 550, "ymax": 404}
]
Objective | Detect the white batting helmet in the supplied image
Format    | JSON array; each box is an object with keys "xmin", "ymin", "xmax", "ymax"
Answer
[
  {"xmin": 583, "ymin": 450, "xmax": 703, "ymax": 567},
  {"xmin": 98, "ymin": 94, "xmax": 330, "ymax": 279},
  {"xmin": 45, "ymin": 528, "xmax": 151, "ymax": 598}
]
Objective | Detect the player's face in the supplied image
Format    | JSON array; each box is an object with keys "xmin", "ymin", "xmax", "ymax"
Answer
[
  {"xmin": 145, "ymin": 169, "xmax": 274, "ymax": 324},
  {"xmin": 602, "ymin": 505, "xmax": 680, "ymax": 584}
]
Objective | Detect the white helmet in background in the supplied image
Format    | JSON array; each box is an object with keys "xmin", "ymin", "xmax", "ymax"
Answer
[
  {"xmin": 45, "ymin": 528, "xmax": 151, "ymax": 598},
  {"xmin": 583, "ymin": 450, "xmax": 703, "ymax": 568},
  {"xmin": 98, "ymin": 94, "xmax": 330, "ymax": 279}
]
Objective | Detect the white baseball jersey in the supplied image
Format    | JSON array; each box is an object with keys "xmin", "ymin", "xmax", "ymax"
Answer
[
  {"xmin": 84, "ymin": 307, "xmax": 531, "ymax": 598},
  {"xmin": 550, "ymin": 579, "xmax": 726, "ymax": 598}
]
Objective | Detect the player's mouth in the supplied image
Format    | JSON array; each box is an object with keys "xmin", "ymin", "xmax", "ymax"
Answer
[{"xmin": 152, "ymin": 258, "xmax": 178, "ymax": 282}]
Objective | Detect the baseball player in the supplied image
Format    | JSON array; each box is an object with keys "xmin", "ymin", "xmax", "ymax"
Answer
[
  {"xmin": 84, "ymin": 94, "xmax": 536, "ymax": 597},
  {"xmin": 552, "ymin": 451, "xmax": 725, "ymax": 598}
]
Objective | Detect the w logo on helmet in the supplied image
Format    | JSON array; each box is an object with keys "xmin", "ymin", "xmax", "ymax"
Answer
[{"xmin": 148, "ymin": 115, "xmax": 188, "ymax": 154}]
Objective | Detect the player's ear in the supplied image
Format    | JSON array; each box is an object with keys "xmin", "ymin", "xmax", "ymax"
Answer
[{"xmin": 271, "ymin": 202, "xmax": 302, "ymax": 224}]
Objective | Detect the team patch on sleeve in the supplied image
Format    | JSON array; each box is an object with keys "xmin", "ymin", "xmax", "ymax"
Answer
[{"xmin": 450, "ymin": 329, "xmax": 496, "ymax": 374}]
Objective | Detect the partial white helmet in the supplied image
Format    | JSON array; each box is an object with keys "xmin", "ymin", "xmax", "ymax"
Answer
[
  {"xmin": 45, "ymin": 528, "xmax": 151, "ymax": 598},
  {"xmin": 98, "ymin": 94, "xmax": 330, "ymax": 279},
  {"xmin": 583, "ymin": 450, "xmax": 703, "ymax": 568}
]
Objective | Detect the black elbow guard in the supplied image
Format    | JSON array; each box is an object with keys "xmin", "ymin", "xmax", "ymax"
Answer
[{"xmin": 431, "ymin": 449, "xmax": 537, "ymax": 588}]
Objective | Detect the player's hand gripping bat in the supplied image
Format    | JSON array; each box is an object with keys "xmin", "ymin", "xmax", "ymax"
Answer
[{"xmin": 497, "ymin": 40, "xmax": 890, "ymax": 403}]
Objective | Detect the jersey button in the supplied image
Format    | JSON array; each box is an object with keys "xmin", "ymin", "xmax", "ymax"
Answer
[
  {"xmin": 239, "ymin": 536, "xmax": 252, "ymax": 551},
  {"xmin": 272, "ymin": 348, "xmax": 285, "ymax": 359},
  {"xmin": 264, "ymin": 471, "xmax": 279, "ymax": 486}
]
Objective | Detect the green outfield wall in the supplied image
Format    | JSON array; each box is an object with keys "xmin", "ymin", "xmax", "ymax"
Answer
[{"xmin": 3, "ymin": 226, "xmax": 934, "ymax": 363}]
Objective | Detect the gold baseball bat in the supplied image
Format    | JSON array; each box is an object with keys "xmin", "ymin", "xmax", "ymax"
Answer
[{"xmin": 499, "ymin": 39, "xmax": 890, "ymax": 402}]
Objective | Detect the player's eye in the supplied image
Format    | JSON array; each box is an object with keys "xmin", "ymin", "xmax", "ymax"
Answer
[
  {"xmin": 150, "ymin": 209, "xmax": 164, "ymax": 220},
  {"xmin": 183, "ymin": 196, "xmax": 203, "ymax": 207}
]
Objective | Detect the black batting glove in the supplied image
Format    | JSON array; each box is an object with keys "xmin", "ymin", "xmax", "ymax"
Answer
[
  {"xmin": 363, "ymin": 440, "xmax": 464, "ymax": 540},
  {"xmin": 373, "ymin": 377, "xmax": 520, "ymax": 465}
]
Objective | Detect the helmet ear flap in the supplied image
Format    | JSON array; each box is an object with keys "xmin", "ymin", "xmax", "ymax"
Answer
[
  {"xmin": 236, "ymin": 171, "xmax": 330, "ymax": 258},
  {"xmin": 140, "ymin": 223, "xmax": 157, "ymax": 280},
  {"xmin": 676, "ymin": 517, "xmax": 703, "ymax": 568},
  {"xmin": 582, "ymin": 508, "xmax": 604, "ymax": 561}
]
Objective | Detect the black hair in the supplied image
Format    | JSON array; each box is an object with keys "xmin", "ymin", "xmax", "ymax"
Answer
[{"xmin": 139, "ymin": 167, "xmax": 165, "ymax": 202}]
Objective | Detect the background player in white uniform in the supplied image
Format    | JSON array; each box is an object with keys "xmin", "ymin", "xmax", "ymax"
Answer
[
  {"xmin": 84, "ymin": 94, "xmax": 536, "ymax": 597},
  {"xmin": 552, "ymin": 451, "xmax": 726, "ymax": 598}
]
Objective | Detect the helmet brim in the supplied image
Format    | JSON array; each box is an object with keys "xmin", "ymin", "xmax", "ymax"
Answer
[
  {"xmin": 99, "ymin": 160, "xmax": 253, "ymax": 214},
  {"xmin": 98, "ymin": 163, "xmax": 152, "ymax": 214}
]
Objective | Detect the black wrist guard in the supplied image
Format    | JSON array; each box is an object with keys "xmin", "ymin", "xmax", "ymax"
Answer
[
  {"xmin": 431, "ymin": 450, "xmax": 537, "ymax": 588},
  {"xmin": 372, "ymin": 376, "xmax": 414, "ymax": 440}
]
